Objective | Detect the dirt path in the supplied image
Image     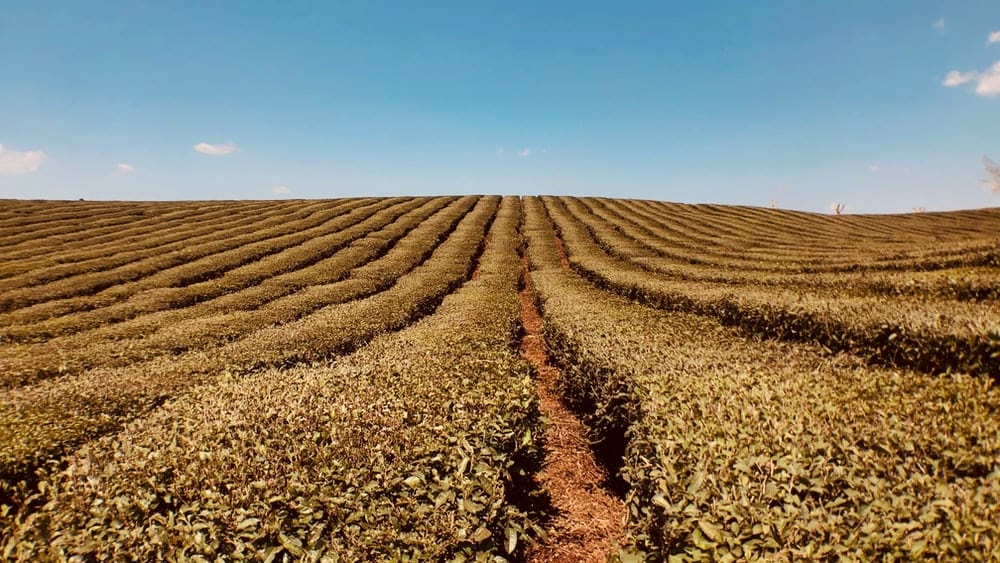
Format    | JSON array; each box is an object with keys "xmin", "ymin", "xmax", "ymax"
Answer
[
  {"xmin": 520, "ymin": 256, "xmax": 626, "ymax": 562},
  {"xmin": 554, "ymin": 237, "xmax": 570, "ymax": 269}
]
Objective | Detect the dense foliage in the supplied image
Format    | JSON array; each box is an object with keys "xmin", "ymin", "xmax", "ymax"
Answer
[
  {"xmin": 524, "ymin": 196, "xmax": 1000, "ymax": 560},
  {"xmin": 1, "ymin": 195, "xmax": 998, "ymax": 560}
]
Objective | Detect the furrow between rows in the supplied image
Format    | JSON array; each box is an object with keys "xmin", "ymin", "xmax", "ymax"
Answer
[
  {"xmin": 2, "ymin": 197, "xmax": 547, "ymax": 561},
  {"xmin": 0, "ymin": 201, "xmax": 274, "ymax": 278},
  {"xmin": 0, "ymin": 197, "xmax": 473, "ymax": 387},
  {"xmin": 576, "ymin": 198, "xmax": 1000, "ymax": 301},
  {"xmin": 544, "ymin": 196, "xmax": 1000, "ymax": 380},
  {"xmin": 0, "ymin": 196, "xmax": 498, "ymax": 500},
  {"xmin": 0, "ymin": 197, "xmax": 436, "ymax": 341},
  {"xmin": 522, "ymin": 196, "xmax": 1000, "ymax": 559},
  {"xmin": 0, "ymin": 198, "xmax": 375, "ymax": 312}
]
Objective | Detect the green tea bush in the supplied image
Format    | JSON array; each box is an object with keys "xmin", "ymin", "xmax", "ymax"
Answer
[{"xmin": 4, "ymin": 198, "xmax": 545, "ymax": 561}]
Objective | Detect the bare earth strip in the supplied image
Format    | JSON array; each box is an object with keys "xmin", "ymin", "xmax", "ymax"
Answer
[{"xmin": 521, "ymin": 257, "xmax": 625, "ymax": 561}]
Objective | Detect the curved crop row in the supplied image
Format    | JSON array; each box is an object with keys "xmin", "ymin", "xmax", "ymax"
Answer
[
  {"xmin": 0, "ymin": 202, "xmax": 267, "ymax": 279},
  {"xmin": 2, "ymin": 196, "xmax": 543, "ymax": 561},
  {"xmin": 643, "ymin": 199, "xmax": 1000, "ymax": 249},
  {"xmin": 627, "ymin": 200, "xmax": 882, "ymax": 262},
  {"xmin": 0, "ymin": 198, "xmax": 435, "ymax": 341},
  {"xmin": 0, "ymin": 196, "xmax": 470, "ymax": 386},
  {"xmin": 544, "ymin": 197, "xmax": 1000, "ymax": 379},
  {"xmin": 216, "ymin": 195, "xmax": 497, "ymax": 370},
  {"xmin": 0, "ymin": 201, "xmax": 366, "ymax": 328},
  {"xmin": 0, "ymin": 198, "xmax": 376, "ymax": 312},
  {"xmin": 0, "ymin": 202, "xmax": 108, "ymax": 229},
  {"xmin": 0, "ymin": 201, "xmax": 222, "ymax": 267},
  {"xmin": 606, "ymin": 198, "xmax": 1000, "ymax": 273},
  {"xmin": 581, "ymin": 198, "xmax": 859, "ymax": 273},
  {"xmin": 0, "ymin": 202, "xmax": 236, "ymax": 258},
  {"xmin": 0, "ymin": 200, "xmax": 351, "ymax": 301},
  {"xmin": 0, "ymin": 202, "xmax": 314, "ymax": 319},
  {"xmin": 136, "ymin": 196, "xmax": 472, "ymax": 358},
  {"xmin": 0, "ymin": 201, "xmax": 152, "ymax": 229},
  {"xmin": 0, "ymin": 203, "xmax": 164, "ymax": 249},
  {"xmin": 523, "ymin": 198, "xmax": 1000, "ymax": 560},
  {"xmin": 574, "ymin": 198, "xmax": 1000, "ymax": 301},
  {"xmin": 0, "ymin": 196, "xmax": 498, "ymax": 492},
  {"xmin": 601, "ymin": 199, "xmax": 930, "ymax": 266},
  {"xmin": 582, "ymin": 198, "xmax": 1000, "ymax": 274},
  {"xmin": 0, "ymin": 200, "xmax": 250, "ymax": 260},
  {"xmin": 0, "ymin": 200, "xmax": 361, "ymax": 294}
]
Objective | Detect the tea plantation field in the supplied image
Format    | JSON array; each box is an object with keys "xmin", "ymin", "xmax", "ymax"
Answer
[{"xmin": 1, "ymin": 196, "xmax": 998, "ymax": 560}]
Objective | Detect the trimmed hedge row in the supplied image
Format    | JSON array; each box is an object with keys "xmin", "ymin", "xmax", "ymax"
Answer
[
  {"xmin": 0, "ymin": 198, "xmax": 437, "ymax": 341},
  {"xmin": 0, "ymin": 203, "xmax": 177, "ymax": 253},
  {"xmin": 0, "ymin": 198, "xmax": 376, "ymax": 312},
  {"xmin": 0, "ymin": 197, "xmax": 499, "ymax": 504},
  {"xmin": 635, "ymin": 198, "xmax": 1000, "ymax": 265},
  {"xmin": 0, "ymin": 200, "xmax": 337, "ymax": 298},
  {"xmin": 0, "ymin": 201, "xmax": 244, "ymax": 277},
  {"xmin": 585, "ymin": 197, "xmax": 1000, "ymax": 274},
  {"xmin": 580, "ymin": 198, "xmax": 1000, "ymax": 301},
  {"xmin": 523, "ymin": 199, "xmax": 1000, "ymax": 560},
  {"xmin": 0, "ymin": 198, "xmax": 467, "ymax": 387},
  {"xmin": 2, "ymin": 197, "xmax": 545, "ymax": 561},
  {"xmin": 544, "ymin": 197, "xmax": 1000, "ymax": 380}
]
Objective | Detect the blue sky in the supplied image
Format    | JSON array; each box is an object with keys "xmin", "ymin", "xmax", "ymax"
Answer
[{"xmin": 1, "ymin": 1, "xmax": 999, "ymax": 213}]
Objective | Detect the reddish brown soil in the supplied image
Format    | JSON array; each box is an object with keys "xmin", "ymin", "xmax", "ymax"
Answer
[
  {"xmin": 520, "ymin": 257, "xmax": 625, "ymax": 562},
  {"xmin": 554, "ymin": 237, "xmax": 570, "ymax": 269}
]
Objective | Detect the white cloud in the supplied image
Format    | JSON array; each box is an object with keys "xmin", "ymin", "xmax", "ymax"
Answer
[
  {"xmin": 272, "ymin": 185, "xmax": 290, "ymax": 195},
  {"xmin": 115, "ymin": 163, "xmax": 135, "ymax": 174},
  {"xmin": 932, "ymin": 18, "xmax": 946, "ymax": 30},
  {"xmin": 193, "ymin": 141, "xmax": 237, "ymax": 156},
  {"xmin": 988, "ymin": 31, "xmax": 1000, "ymax": 44},
  {"xmin": 975, "ymin": 61, "xmax": 1000, "ymax": 96},
  {"xmin": 943, "ymin": 70, "xmax": 977, "ymax": 86},
  {"xmin": 517, "ymin": 147, "xmax": 532, "ymax": 158},
  {"xmin": 866, "ymin": 164, "xmax": 881, "ymax": 173},
  {"xmin": 942, "ymin": 61, "xmax": 1000, "ymax": 96},
  {"xmin": 0, "ymin": 144, "xmax": 46, "ymax": 174}
]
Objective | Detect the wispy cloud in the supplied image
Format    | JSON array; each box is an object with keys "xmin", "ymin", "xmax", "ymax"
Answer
[
  {"xmin": 866, "ymin": 164, "xmax": 881, "ymax": 173},
  {"xmin": 942, "ymin": 62, "xmax": 1000, "ymax": 96},
  {"xmin": 932, "ymin": 18, "xmax": 946, "ymax": 31},
  {"xmin": 272, "ymin": 185, "xmax": 290, "ymax": 195},
  {"xmin": 0, "ymin": 144, "xmax": 46, "ymax": 174},
  {"xmin": 115, "ymin": 163, "xmax": 135, "ymax": 174},
  {"xmin": 977, "ymin": 62, "xmax": 1000, "ymax": 96},
  {"xmin": 943, "ymin": 70, "xmax": 977, "ymax": 86},
  {"xmin": 193, "ymin": 141, "xmax": 237, "ymax": 156},
  {"xmin": 517, "ymin": 147, "xmax": 532, "ymax": 158},
  {"xmin": 944, "ymin": 31, "xmax": 1000, "ymax": 97}
]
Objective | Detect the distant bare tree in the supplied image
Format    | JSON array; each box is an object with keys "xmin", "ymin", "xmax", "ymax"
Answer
[
  {"xmin": 984, "ymin": 156, "xmax": 1000, "ymax": 194},
  {"xmin": 770, "ymin": 199, "xmax": 777, "ymax": 209},
  {"xmin": 913, "ymin": 206, "xmax": 926, "ymax": 213},
  {"xmin": 830, "ymin": 202, "xmax": 846, "ymax": 215}
]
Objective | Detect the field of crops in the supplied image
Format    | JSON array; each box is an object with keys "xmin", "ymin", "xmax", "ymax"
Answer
[{"xmin": 1, "ymin": 196, "xmax": 999, "ymax": 561}]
